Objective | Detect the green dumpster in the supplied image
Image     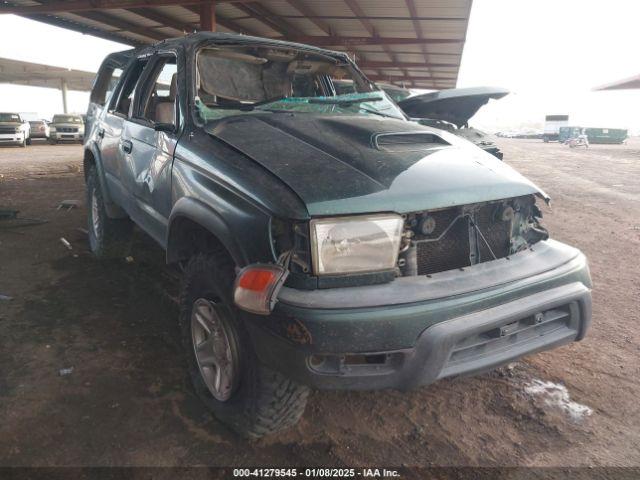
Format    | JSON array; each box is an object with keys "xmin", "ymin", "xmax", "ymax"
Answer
[{"xmin": 585, "ymin": 127, "xmax": 627, "ymax": 144}]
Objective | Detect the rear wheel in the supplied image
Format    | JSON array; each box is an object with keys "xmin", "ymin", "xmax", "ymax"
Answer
[
  {"xmin": 180, "ymin": 252, "xmax": 309, "ymax": 438},
  {"xmin": 86, "ymin": 165, "xmax": 133, "ymax": 259}
]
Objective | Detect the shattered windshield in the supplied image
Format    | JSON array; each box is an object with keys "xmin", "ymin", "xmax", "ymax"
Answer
[
  {"xmin": 0, "ymin": 113, "xmax": 21, "ymax": 122},
  {"xmin": 194, "ymin": 45, "xmax": 405, "ymax": 122}
]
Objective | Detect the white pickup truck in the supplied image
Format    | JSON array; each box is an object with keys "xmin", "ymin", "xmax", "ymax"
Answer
[{"xmin": 0, "ymin": 112, "xmax": 31, "ymax": 147}]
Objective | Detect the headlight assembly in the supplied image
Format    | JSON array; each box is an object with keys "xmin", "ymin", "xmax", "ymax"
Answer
[{"xmin": 310, "ymin": 214, "xmax": 403, "ymax": 275}]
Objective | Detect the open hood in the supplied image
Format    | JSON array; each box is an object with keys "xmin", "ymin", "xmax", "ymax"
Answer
[{"xmin": 398, "ymin": 87, "xmax": 510, "ymax": 128}]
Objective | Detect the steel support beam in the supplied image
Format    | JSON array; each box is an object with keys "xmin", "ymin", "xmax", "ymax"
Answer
[
  {"xmin": 200, "ymin": 0, "xmax": 216, "ymax": 32},
  {"xmin": 357, "ymin": 60, "xmax": 458, "ymax": 69},
  {"xmin": 280, "ymin": 36, "xmax": 462, "ymax": 47},
  {"xmin": 184, "ymin": 5, "xmax": 255, "ymax": 35},
  {"xmin": 367, "ymin": 74, "xmax": 453, "ymax": 81}
]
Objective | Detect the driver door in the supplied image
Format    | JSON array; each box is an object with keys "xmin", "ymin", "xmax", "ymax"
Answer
[{"xmin": 122, "ymin": 52, "xmax": 181, "ymax": 244}]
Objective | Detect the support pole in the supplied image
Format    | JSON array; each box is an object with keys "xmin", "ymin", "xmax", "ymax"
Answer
[
  {"xmin": 61, "ymin": 78, "xmax": 68, "ymax": 114},
  {"xmin": 200, "ymin": 0, "xmax": 216, "ymax": 32}
]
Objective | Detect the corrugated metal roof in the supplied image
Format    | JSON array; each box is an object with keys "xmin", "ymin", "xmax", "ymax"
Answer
[
  {"xmin": 0, "ymin": 0, "xmax": 473, "ymax": 89},
  {"xmin": 594, "ymin": 74, "xmax": 640, "ymax": 91}
]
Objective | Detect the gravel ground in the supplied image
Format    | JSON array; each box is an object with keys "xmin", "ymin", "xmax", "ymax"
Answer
[{"xmin": 0, "ymin": 138, "xmax": 638, "ymax": 469}]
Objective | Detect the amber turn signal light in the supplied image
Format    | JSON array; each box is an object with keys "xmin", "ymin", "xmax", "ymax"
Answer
[{"xmin": 233, "ymin": 264, "xmax": 289, "ymax": 315}]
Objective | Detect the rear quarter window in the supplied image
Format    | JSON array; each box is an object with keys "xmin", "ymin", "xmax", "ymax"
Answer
[{"xmin": 91, "ymin": 62, "xmax": 124, "ymax": 106}]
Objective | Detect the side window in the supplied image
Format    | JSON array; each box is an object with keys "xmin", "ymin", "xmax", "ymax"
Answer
[
  {"xmin": 90, "ymin": 62, "xmax": 123, "ymax": 106},
  {"xmin": 105, "ymin": 68, "xmax": 123, "ymax": 103},
  {"xmin": 111, "ymin": 58, "xmax": 148, "ymax": 116},
  {"xmin": 137, "ymin": 55, "xmax": 178, "ymax": 126}
]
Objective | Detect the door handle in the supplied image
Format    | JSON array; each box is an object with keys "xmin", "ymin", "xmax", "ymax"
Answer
[
  {"xmin": 97, "ymin": 128, "xmax": 105, "ymax": 138},
  {"xmin": 121, "ymin": 140, "xmax": 133, "ymax": 154}
]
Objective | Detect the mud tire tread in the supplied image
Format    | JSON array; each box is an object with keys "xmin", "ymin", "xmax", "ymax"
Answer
[{"xmin": 179, "ymin": 252, "xmax": 309, "ymax": 438}]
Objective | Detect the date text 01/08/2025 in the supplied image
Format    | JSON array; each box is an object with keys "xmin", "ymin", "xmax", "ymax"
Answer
[{"xmin": 232, "ymin": 468, "xmax": 401, "ymax": 477}]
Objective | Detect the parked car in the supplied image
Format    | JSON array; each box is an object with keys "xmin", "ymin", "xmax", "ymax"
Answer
[
  {"xmin": 0, "ymin": 112, "xmax": 31, "ymax": 147},
  {"xmin": 85, "ymin": 32, "xmax": 592, "ymax": 438},
  {"xmin": 29, "ymin": 120, "xmax": 50, "ymax": 140},
  {"xmin": 49, "ymin": 114, "xmax": 85, "ymax": 143}
]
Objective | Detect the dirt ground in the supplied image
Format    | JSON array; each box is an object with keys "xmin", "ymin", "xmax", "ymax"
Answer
[{"xmin": 0, "ymin": 138, "xmax": 639, "ymax": 469}]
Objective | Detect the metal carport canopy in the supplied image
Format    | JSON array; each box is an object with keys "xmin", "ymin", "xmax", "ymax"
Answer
[
  {"xmin": 0, "ymin": 56, "xmax": 96, "ymax": 112},
  {"xmin": 593, "ymin": 74, "xmax": 640, "ymax": 91},
  {"xmin": 0, "ymin": 0, "xmax": 473, "ymax": 90}
]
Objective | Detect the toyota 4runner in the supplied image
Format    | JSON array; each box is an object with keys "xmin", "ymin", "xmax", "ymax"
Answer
[{"xmin": 85, "ymin": 33, "xmax": 592, "ymax": 438}]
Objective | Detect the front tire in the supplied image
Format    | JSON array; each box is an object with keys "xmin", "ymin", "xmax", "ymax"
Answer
[
  {"xmin": 86, "ymin": 165, "xmax": 133, "ymax": 259},
  {"xmin": 180, "ymin": 252, "xmax": 309, "ymax": 438}
]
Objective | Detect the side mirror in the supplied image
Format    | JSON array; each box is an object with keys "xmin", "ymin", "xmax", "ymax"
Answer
[{"xmin": 154, "ymin": 122, "xmax": 175, "ymax": 133}]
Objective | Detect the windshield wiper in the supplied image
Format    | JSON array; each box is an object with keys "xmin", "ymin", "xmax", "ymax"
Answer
[
  {"xmin": 358, "ymin": 107, "xmax": 398, "ymax": 119},
  {"xmin": 308, "ymin": 96, "xmax": 383, "ymax": 105}
]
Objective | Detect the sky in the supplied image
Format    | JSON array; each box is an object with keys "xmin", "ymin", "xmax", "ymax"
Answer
[
  {"xmin": 0, "ymin": 0, "xmax": 639, "ymax": 132},
  {"xmin": 457, "ymin": 0, "xmax": 640, "ymax": 133}
]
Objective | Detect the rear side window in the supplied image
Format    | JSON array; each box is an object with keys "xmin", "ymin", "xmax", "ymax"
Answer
[
  {"xmin": 111, "ymin": 58, "xmax": 148, "ymax": 116},
  {"xmin": 91, "ymin": 62, "xmax": 124, "ymax": 106}
]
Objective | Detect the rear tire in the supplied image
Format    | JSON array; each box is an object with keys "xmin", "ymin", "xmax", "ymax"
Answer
[
  {"xmin": 179, "ymin": 252, "xmax": 309, "ymax": 438},
  {"xmin": 86, "ymin": 165, "xmax": 133, "ymax": 259}
]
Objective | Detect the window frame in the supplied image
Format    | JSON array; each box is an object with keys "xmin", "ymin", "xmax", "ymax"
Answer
[
  {"xmin": 108, "ymin": 54, "xmax": 151, "ymax": 119},
  {"xmin": 131, "ymin": 52, "xmax": 179, "ymax": 128},
  {"xmin": 90, "ymin": 60, "xmax": 125, "ymax": 107}
]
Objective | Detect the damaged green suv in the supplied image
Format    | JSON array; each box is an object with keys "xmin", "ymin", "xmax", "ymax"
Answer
[{"xmin": 85, "ymin": 33, "xmax": 592, "ymax": 438}]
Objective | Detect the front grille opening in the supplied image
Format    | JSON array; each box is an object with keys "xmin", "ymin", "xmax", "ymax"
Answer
[
  {"xmin": 343, "ymin": 354, "xmax": 387, "ymax": 365},
  {"xmin": 447, "ymin": 305, "xmax": 573, "ymax": 367},
  {"xmin": 400, "ymin": 197, "xmax": 543, "ymax": 277},
  {"xmin": 474, "ymin": 203, "xmax": 511, "ymax": 261},
  {"xmin": 416, "ymin": 215, "xmax": 471, "ymax": 275}
]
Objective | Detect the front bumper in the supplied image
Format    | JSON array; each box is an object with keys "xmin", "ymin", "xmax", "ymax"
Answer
[
  {"xmin": 50, "ymin": 132, "xmax": 83, "ymax": 141},
  {"xmin": 245, "ymin": 240, "xmax": 592, "ymax": 390},
  {"xmin": 0, "ymin": 132, "xmax": 24, "ymax": 144}
]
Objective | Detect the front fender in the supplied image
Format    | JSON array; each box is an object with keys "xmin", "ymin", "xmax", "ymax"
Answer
[{"xmin": 167, "ymin": 197, "xmax": 249, "ymax": 267}]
